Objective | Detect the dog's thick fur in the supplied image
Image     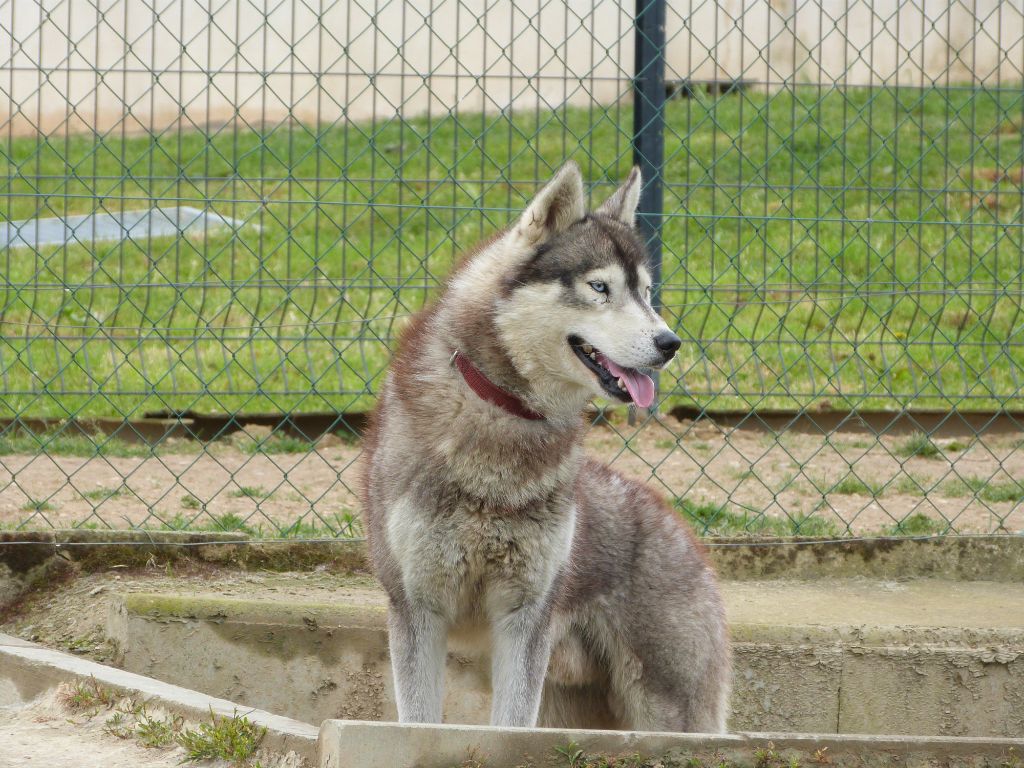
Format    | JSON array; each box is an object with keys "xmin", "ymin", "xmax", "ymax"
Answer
[{"xmin": 361, "ymin": 162, "xmax": 730, "ymax": 732}]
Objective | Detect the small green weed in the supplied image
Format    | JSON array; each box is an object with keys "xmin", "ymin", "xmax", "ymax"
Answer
[
  {"xmin": 62, "ymin": 680, "xmax": 258, "ymax": 763},
  {"xmin": 547, "ymin": 742, "xmax": 806, "ymax": 768},
  {"xmin": 890, "ymin": 475, "xmax": 926, "ymax": 494},
  {"xmin": 159, "ymin": 512, "xmax": 255, "ymax": 534},
  {"xmin": 81, "ymin": 486, "xmax": 129, "ymax": 501},
  {"xmin": 176, "ymin": 710, "xmax": 266, "ymax": 763},
  {"xmin": 981, "ymin": 482, "xmax": 1024, "ymax": 504},
  {"xmin": 551, "ymin": 742, "xmax": 649, "ymax": 768},
  {"xmin": 787, "ymin": 514, "xmax": 842, "ymax": 537},
  {"xmin": 845, "ymin": 438, "xmax": 874, "ymax": 450},
  {"xmin": 884, "ymin": 513, "xmax": 948, "ymax": 536},
  {"xmin": 829, "ymin": 474, "xmax": 882, "ymax": 497},
  {"xmin": 242, "ymin": 434, "xmax": 313, "ymax": 455},
  {"xmin": 135, "ymin": 709, "xmax": 179, "ymax": 748},
  {"xmin": 943, "ymin": 476, "xmax": 984, "ymax": 498},
  {"xmin": 159, "ymin": 513, "xmax": 201, "ymax": 531},
  {"xmin": 896, "ymin": 432, "xmax": 941, "ymax": 458},
  {"xmin": 676, "ymin": 499, "xmax": 840, "ymax": 537},
  {"xmin": 206, "ymin": 513, "xmax": 257, "ymax": 532},
  {"xmin": 231, "ymin": 486, "xmax": 270, "ymax": 500},
  {"xmin": 275, "ymin": 512, "xmax": 362, "ymax": 538},
  {"xmin": 60, "ymin": 678, "xmax": 116, "ymax": 712},
  {"xmin": 103, "ymin": 710, "xmax": 135, "ymax": 739},
  {"xmin": 20, "ymin": 499, "xmax": 55, "ymax": 512},
  {"xmin": 102, "ymin": 698, "xmax": 147, "ymax": 739},
  {"xmin": 754, "ymin": 744, "xmax": 779, "ymax": 768},
  {"xmin": 752, "ymin": 741, "xmax": 802, "ymax": 768},
  {"xmin": 154, "ymin": 511, "xmax": 361, "ymax": 538},
  {"xmin": 0, "ymin": 430, "xmax": 159, "ymax": 458},
  {"xmin": 943, "ymin": 476, "xmax": 1024, "ymax": 503},
  {"xmin": 65, "ymin": 635, "xmax": 97, "ymax": 654},
  {"xmin": 181, "ymin": 493, "xmax": 202, "ymax": 510},
  {"xmin": 554, "ymin": 742, "xmax": 587, "ymax": 768}
]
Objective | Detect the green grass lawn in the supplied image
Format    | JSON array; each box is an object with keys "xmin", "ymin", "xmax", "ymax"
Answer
[{"xmin": 1, "ymin": 84, "xmax": 1022, "ymax": 420}]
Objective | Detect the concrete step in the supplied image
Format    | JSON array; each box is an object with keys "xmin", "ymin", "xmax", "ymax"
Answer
[
  {"xmin": 106, "ymin": 579, "xmax": 1024, "ymax": 738},
  {"xmin": 5, "ymin": 633, "xmax": 1022, "ymax": 768}
]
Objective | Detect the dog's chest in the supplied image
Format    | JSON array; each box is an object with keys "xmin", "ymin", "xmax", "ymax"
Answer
[
  {"xmin": 448, "ymin": 500, "xmax": 571, "ymax": 576},
  {"xmin": 388, "ymin": 494, "xmax": 575, "ymax": 618}
]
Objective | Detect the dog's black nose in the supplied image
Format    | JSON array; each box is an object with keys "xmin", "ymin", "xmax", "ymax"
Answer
[{"xmin": 654, "ymin": 330, "xmax": 682, "ymax": 359}]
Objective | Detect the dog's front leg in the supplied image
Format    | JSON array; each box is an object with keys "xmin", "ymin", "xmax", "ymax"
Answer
[
  {"xmin": 490, "ymin": 600, "xmax": 554, "ymax": 727},
  {"xmin": 388, "ymin": 603, "xmax": 447, "ymax": 723}
]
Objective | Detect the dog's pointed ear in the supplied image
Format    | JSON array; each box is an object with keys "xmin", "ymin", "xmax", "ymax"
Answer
[
  {"xmin": 596, "ymin": 166, "xmax": 642, "ymax": 225},
  {"xmin": 514, "ymin": 161, "xmax": 585, "ymax": 246}
]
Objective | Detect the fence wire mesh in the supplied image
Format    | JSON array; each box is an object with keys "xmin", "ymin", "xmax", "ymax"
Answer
[{"xmin": 1, "ymin": 0, "xmax": 1023, "ymax": 539}]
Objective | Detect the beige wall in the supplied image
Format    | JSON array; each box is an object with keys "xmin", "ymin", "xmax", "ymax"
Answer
[
  {"xmin": 2, "ymin": 0, "xmax": 1021, "ymax": 136},
  {"xmin": 673, "ymin": 0, "xmax": 1024, "ymax": 89}
]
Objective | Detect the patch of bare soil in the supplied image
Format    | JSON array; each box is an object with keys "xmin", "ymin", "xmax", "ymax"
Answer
[
  {"xmin": 582, "ymin": 416, "xmax": 1024, "ymax": 534},
  {"xmin": 0, "ymin": 685, "xmax": 305, "ymax": 768},
  {"xmin": 1, "ymin": 415, "xmax": 1021, "ymax": 534}
]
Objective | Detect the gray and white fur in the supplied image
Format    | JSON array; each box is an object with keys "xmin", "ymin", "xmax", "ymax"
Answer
[{"xmin": 361, "ymin": 162, "xmax": 731, "ymax": 732}]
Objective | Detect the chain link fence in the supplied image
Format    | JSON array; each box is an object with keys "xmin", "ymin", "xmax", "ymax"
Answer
[{"xmin": 1, "ymin": 0, "xmax": 1022, "ymax": 538}]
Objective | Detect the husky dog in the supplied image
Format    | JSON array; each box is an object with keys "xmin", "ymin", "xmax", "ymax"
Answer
[{"xmin": 361, "ymin": 162, "xmax": 730, "ymax": 733}]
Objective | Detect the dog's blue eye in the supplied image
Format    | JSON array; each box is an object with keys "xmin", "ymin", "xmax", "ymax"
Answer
[{"xmin": 589, "ymin": 281, "xmax": 607, "ymax": 294}]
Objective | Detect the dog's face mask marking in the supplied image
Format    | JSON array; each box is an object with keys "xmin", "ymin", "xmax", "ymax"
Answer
[{"xmin": 493, "ymin": 164, "xmax": 681, "ymax": 409}]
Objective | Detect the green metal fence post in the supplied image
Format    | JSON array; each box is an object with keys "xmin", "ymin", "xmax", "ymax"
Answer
[{"xmin": 633, "ymin": 0, "xmax": 667, "ymax": 412}]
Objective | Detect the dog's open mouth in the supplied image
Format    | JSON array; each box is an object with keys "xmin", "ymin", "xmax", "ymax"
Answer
[{"xmin": 568, "ymin": 335, "xmax": 655, "ymax": 409}]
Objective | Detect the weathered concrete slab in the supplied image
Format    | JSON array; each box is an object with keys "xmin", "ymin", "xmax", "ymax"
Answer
[
  {"xmin": 727, "ymin": 579, "xmax": 1024, "ymax": 638},
  {"xmin": 0, "ymin": 532, "xmax": 367, "ymax": 610},
  {"xmin": 839, "ymin": 647, "xmax": 1024, "ymax": 737},
  {"xmin": 109, "ymin": 579, "xmax": 1024, "ymax": 737},
  {"xmin": 0, "ymin": 632, "xmax": 318, "ymax": 761},
  {"xmin": 106, "ymin": 592, "xmax": 486, "ymax": 726},
  {"xmin": 317, "ymin": 720, "xmax": 1024, "ymax": 768},
  {"xmin": 4, "ymin": 530, "xmax": 1024, "ymax": 584},
  {"xmin": 0, "ymin": 206, "xmax": 248, "ymax": 249},
  {"xmin": 707, "ymin": 535, "xmax": 1024, "ymax": 582}
]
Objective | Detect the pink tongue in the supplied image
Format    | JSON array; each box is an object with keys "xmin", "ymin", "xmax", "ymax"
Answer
[{"xmin": 598, "ymin": 354, "xmax": 656, "ymax": 409}]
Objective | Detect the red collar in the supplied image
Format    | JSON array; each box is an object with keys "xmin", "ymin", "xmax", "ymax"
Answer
[{"xmin": 452, "ymin": 350, "xmax": 545, "ymax": 421}]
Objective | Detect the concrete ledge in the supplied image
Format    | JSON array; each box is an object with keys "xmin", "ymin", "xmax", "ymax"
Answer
[
  {"xmin": 120, "ymin": 592, "xmax": 388, "ymax": 630},
  {"xmin": 107, "ymin": 592, "xmax": 478, "ymax": 725},
  {"xmin": 0, "ymin": 531, "xmax": 368, "ymax": 597},
  {"xmin": 318, "ymin": 720, "xmax": 1024, "ymax": 768},
  {"xmin": 4, "ymin": 531, "xmax": 1024, "ymax": 586},
  {"xmin": 0, "ymin": 632, "xmax": 319, "ymax": 762},
  {"xmin": 110, "ymin": 588, "xmax": 1024, "ymax": 736},
  {"xmin": 706, "ymin": 535, "xmax": 1024, "ymax": 581}
]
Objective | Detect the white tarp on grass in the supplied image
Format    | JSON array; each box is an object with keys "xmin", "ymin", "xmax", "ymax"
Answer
[{"xmin": 1, "ymin": 206, "xmax": 249, "ymax": 249}]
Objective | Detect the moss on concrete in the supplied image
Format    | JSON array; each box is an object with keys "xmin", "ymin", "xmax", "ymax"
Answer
[
  {"xmin": 122, "ymin": 593, "xmax": 386, "ymax": 630},
  {"xmin": 706, "ymin": 535, "xmax": 1024, "ymax": 581}
]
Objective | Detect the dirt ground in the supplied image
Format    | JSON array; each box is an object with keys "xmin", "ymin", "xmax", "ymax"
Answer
[
  {"xmin": 1, "ymin": 416, "xmax": 1022, "ymax": 535},
  {"xmin": 0, "ymin": 688, "xmax": 192, "ymax": 768},
  {"xmin": 0, "ymin": 566, "xmax": 357, "ymax": 766},
  {"xmin": 0, "ymin": 684, "xmax": 305, "ymax": 768}
]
